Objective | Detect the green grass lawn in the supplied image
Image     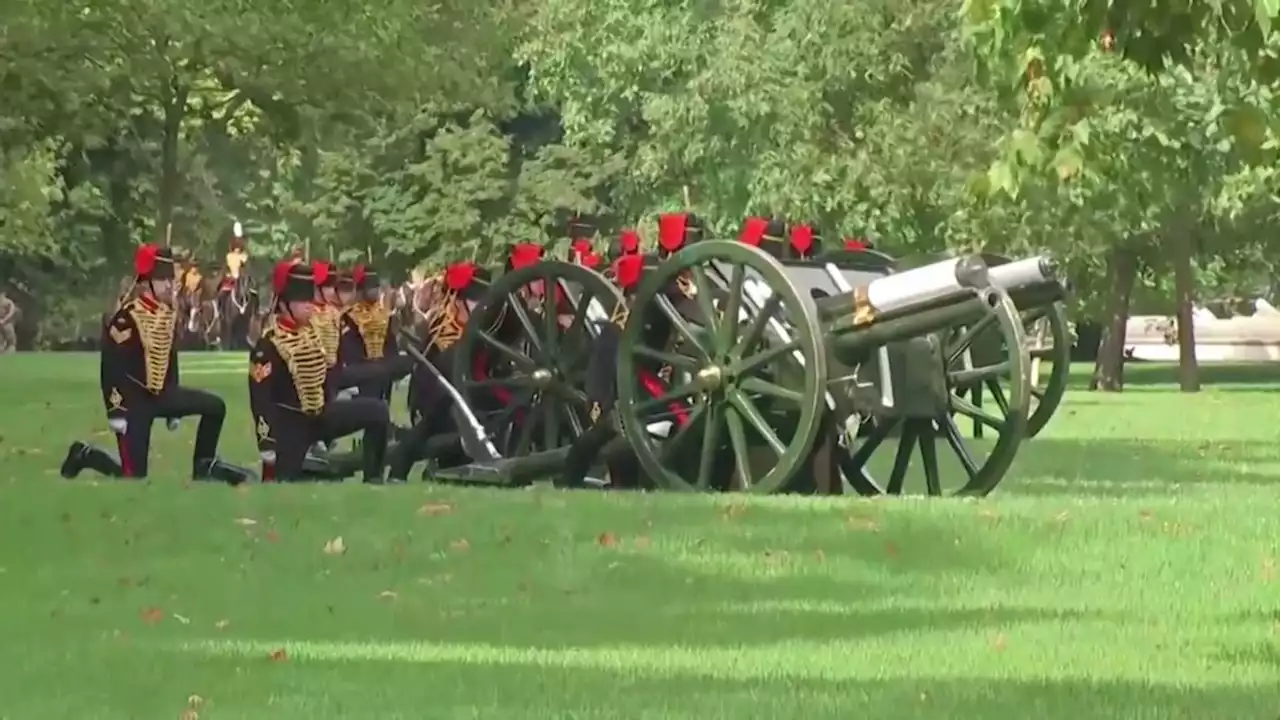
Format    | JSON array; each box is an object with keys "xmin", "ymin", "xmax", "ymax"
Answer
[{"xmin": 1, "ymin": 353, "xmax": 1278, "ymax": 718}]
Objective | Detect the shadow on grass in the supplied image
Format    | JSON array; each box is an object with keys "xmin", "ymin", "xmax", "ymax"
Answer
[
  {"xmin": 153, "ymin": 661, "xmax": 1280, "ymax": 719},
  {"xmin": 1070, "ymin": 362, "xmax": 1280, "ymax": 391},
  {"xmin": 1006, "ymin": 438, "xmax": 1280, "ymax": 496}
]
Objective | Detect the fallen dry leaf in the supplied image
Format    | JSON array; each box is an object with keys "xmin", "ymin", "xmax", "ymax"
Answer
[
  {"xmin": 179, "ymin": 711, "xmax": 198, "ymax": 720},
  {"xmin": 187, "ymin": 695, "xmax": 204, "ymax": 708},
  {"xmin": 1053, "ymin": 510, "xmax": 1071, "ymax": 524},
  {"xmin": 1139, "ymin": 510, "xmax": 1154, "ymax": 521},
  {"xmin": 991, "ymin": 632, "xmax": 1008, "ymax": 652},
  {"xmin": 417, "ymin": 502, "xmax": 453, "ymax": 516},
  {"xmin": 718, "ymin": 503, "xmax": 747, "ymax": 520},
  {"xmin": 323, "ymin": 537, "xmax": 346, "ymax": 555},
  {"xmin": 884, "ymin": 542, "xmax": 900, "ymax": 559},
  {"xmin": 233, "ymin": 518, "xmax": 257, "ymax": 526},
  {"xmin": 140, "ymin": 607, "xmax": 164, "ymax": 624},
  {"xmin": 172, "ymin": 613, "xmax": 190, "ymax": 625},
  {"xmin": 378, "ymin": 590, "xmax": 398, "ymax": 600},
  {"xmin": 265, "ymin": 530, "xmax": 280, "ymax": 543},
  {"xmin": 214, "ymin": 619, "xmax": 230, "ymax": 630},
  {"xmin": 1263, "ymin": 556, "xmax": 1276, "ymax": 582},
  {"xmin": 596, "ymin": 532, "xmax": 619, "ymax": 548},
  {"xmin": 449, "ymin": 538, "xmax": 470, "ymax": 552},
  {"xmin": 633, "ymin": 535, "xmax": 651, "ymax": 550},
  {"xmin": 846, "ymin": 515, "xmax": 880, "ymax": 532},
  {"xmin": 814, "ymin": 549, "xmax": 826, "ymax": 562},
  {"xmin": 268, "ymin": 648, "xmax": 288, "ymax": 662}
]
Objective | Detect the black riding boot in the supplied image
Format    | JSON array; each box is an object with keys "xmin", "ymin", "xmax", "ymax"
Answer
[
  {"xmin": 194, "ymin": 457, "xmax": 256, "ymax": 485},
  {"xmin": 60, "ymin": 441, "xmax": 125, "ymax": 479}
]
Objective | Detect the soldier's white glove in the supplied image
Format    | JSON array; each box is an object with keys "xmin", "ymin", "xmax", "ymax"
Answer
[
  {"xmin": 108, "ymin": 418, "xmax": 128, "ymax": 435},
  {"xmin": 259, "ymin": 450, "xmax": 276, "ymax": 463},
  {"xmin": 337, "ymin": 387, "xmax": 358, "ymax": 400},
  {"xmin": 166, "ymin": 418, "xmax": 180, "ymax": 431}
]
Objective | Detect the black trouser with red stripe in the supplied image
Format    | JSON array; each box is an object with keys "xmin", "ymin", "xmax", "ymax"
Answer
[{"xmin": 79, "ymin": 386, "xmax": 227, "ymax": 477}]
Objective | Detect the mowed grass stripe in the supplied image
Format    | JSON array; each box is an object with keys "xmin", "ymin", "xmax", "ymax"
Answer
[{"xmin": 0, "ymin": 355, "xmax": 1278, "ymax": 717}]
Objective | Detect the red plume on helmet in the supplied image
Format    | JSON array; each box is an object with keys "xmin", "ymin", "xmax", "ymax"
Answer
[
  {"xmin": 578, "ymin": 250, "xmax": 602, "ymax": 268},
  {"xmin": 352, "ymin": 264, "xmax": 368, "ymax": 286},
  {"xmin": 657, "ymin": 213, "xmax": 688, "ymax": 252},
  {"xmin": 445, "ymin": 262, "xmax": 477, "ymax": 291},
  {"xmin": 618, "ymin": 230, "xmax": 640, "ymax": 254},
  {"xmin": 570, "ymin": 238, "xmax": 593, "ymax": 257},
  {"xmin": 789, "ymin": 225, "xmax": 815, "ymax": 256},
  {"xmin": 272, "ymin": 259, "xmax": 298, "ymax": 294},
  {"xmin": 843, "ymin": 237, "xmax": 868, "ymax": 251},
  {"xmin": 509, "ymin": 243, "xmax": 544, "ymax": 270},
  {"xmin": 311, "ymin": 260, "xmax": 332, "ymax": 287},
  {"xmin": 134, "ymin": 244, "xmax": 160, "ymax": 277},
  {"xmin": 614, "ymin": 254, "xmax": 644, "ymax": 289},
  {"xmin": 739, "ymin": 217, "xmax": 768, "ymax": 247}
]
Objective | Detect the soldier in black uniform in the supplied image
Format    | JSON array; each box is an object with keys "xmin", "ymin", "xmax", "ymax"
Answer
[
  {"xmin": 249, "ymin": 259, "xmax": 392, "ymax": 483},
  {"xmin": 60, "ymin": 244, "xmax": 255, "ymax": 484},
  {"xmin": 337, "ymin": 265, "xmax": 412, "ymax": 401},
  {"xmin": 387, "ymin": 261, "xmax": 493, "ymax": 482}
]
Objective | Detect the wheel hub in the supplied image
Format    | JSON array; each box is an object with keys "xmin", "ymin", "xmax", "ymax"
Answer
[
  {"xmin": 696, "ymin": 365, "xmax": 724, "ymax": 389},
  {"xmin": 531, "ymin": 368, "xmax": 554, "ymax": 386}
]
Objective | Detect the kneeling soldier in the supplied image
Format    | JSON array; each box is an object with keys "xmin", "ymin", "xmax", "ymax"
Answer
[
  {"xmin": 60, "ymin": 244, "xmax": 254, "ymax": 484},
  {"xmin": 338, "ymin": 264, "xmax": 412, "ymax": 401},
  {"xmin": 250, "ymin": 259, "xmax": 393, "ymax": 482}
]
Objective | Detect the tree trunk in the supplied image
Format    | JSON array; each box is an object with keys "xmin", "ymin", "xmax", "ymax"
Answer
[
  {"xmin": 155, "ymin": 77, "xmax": 189, "ymax": 242},
  {"xmin": 1169, "ymin": 217, "xmax": 1201, "ymax": 392},
  {"xmin": 1090, "ymin": 245, "xmax": 1139, "ymax": 391}
]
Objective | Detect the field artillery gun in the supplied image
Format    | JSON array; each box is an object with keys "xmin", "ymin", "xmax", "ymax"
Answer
[
  {"xmin": 597, "ymin": 239, "xmax": 1065, "ymax": 495},
  {"xmin": 390, "ymin": 219, "xmax": 1066, "ymax": 496}
]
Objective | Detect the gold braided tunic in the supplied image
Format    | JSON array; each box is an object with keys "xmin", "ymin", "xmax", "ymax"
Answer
[
  {"xmin": 344, "ymin": 302, "xmax": 391, "ymax": 360},
  {"xmin": 310, "ymin": 305, "xmax": 342, "ymax": 367},
  {"xmin": 248, "ymin": 319, "xmax": 330, "ymax": 458},
  {"xmin": 100, "ymin": 296, "xmax": 178, "ymax": 420}
]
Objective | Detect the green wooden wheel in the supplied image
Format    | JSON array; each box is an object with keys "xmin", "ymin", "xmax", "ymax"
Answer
[
  {"xmin": 842, "ymin": 286, "xmax": 1031, "ymax": 496},
  {"xmin": 950, "ymin": 254, "xmax": 1070, "ymax": 439},
  {"xmin": 615, "ymin": 240, "xmax": 827, "ymax": 493},
  {"xmin": 1019, "ymin": 301, "xmax": 1070, "ymax": 437},
  {"xmin": 454, "ymin": 260, "xmax": 626, "ymax": 458}
]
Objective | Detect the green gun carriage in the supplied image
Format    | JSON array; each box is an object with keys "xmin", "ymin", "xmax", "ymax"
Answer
[
  {"xmin": 600, "ymin": 241, "xmax": 1067, "ymax": 495},
  {"xmin": 395, "ymin": 231, "xmax": 1067, "ymax": 496}
]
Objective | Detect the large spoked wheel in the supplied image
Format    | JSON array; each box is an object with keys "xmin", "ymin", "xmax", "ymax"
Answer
[
  {"xmin": 1018, "ymin": 302, "xmax": 1070, "ymax": 437},
  {"xmin": 454, "ymin": 260, "xmax": 626, "ymax": 458},
  {"xmin": 951, "ymin": 254, "xmax": 1070, "ymax": 439},
  {"xmin": 843, "ymin": 287, "xmax": 1032, "ymax": 496},
  {"xmin": 616, "ymin": 241, "xmax": 827, "ymax": 493}
]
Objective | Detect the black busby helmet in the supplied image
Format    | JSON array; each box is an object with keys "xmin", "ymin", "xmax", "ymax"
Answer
[
  {"xmin": 656, "ymin": 212, "xmax": 704, "ymax": 257},
  {"xmin": 272, "ymin": 259, "xmax": 315, "ymax": 304},
  {"xmin": 134, "ymin": 244, "xmax": 176, "ymax": 281},
  {"xmin": 351, "ymin": 264, "xmax": 382, "ymax": 291}
]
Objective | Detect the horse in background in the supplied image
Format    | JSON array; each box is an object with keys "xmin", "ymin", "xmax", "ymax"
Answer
[{"xmin": 215, "ymin": 271, "xmax": 259, "ymax": 350}]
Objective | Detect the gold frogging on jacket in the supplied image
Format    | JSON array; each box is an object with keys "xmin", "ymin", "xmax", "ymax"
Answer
[
  {"xmin": 126, "ymin": 299, "xmax": 176, "ymax": 393},
  {"xmin": 347, "ymin": 302, "xmax": 390, "ymax": 359},
  {"xmin": 270, "ymin": 329, "xmax": 328, "ymax": 415},
  {"xmin": 310, "ymin": 305, "xmax": 341, "ymax": 366},
  {"xmin": 427, "ymin": 295, "xmax": 463, "ymax": 351}
]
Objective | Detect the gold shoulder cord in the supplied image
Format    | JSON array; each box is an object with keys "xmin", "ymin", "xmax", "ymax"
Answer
[
  {"xmin": 270, "ymin": 329, "xmax": 327, "ymax": 415},
  {"xmin": 427, "ymin": 286, "xmax": 463, "ymax": 351},
  {"xmin": 349, "ymin": 303, "xmax": 390, "ymax": 359},
  {"xmin": 311, "ymin": 306, "xmax": 341, "ymax": 366},
  {"xmin": 126, "ymin": 300, "xmax": 176, "ymax": 394}
]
